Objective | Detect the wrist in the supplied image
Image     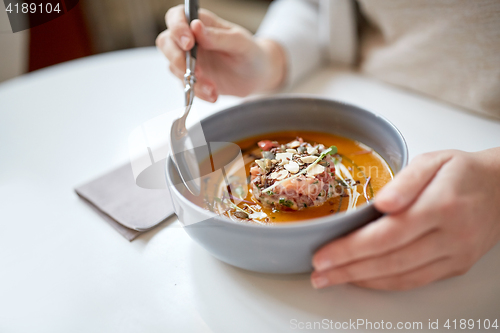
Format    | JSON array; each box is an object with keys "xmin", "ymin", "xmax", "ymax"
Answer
[
  {"xmin": 475, "ymin": 147, "xmax": 500, "ymax": 241},
  {"xmin": 255, "ymin": 38, "xmax": 287, "ymax": 92}
]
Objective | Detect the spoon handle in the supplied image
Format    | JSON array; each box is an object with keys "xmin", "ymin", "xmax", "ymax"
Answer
[{"xmin": 185, "ymin": 0, "xmax": 199, "ymax": 59}]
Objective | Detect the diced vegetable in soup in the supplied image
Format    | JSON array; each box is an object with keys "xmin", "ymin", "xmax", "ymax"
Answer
[{"xmin": 187, "ymin": 131, "xmax": 393, "ymax": 225}]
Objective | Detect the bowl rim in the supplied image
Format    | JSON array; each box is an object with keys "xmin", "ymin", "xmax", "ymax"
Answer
[{"xmin": 166, "ymin": 94, "xmax": 408, "ymax": 230}]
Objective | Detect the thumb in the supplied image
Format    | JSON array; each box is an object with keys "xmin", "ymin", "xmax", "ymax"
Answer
[
  {"xmin": 374, "ymin": 151, "xmax": 454, "ymax": 214},
  {"xmin": 191, "ymin": 19, "xmax": 247, "ymax": 53}
]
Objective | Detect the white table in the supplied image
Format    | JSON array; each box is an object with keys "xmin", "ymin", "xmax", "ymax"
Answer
[{"xmin": 1, "ymin": 47, "xmax": 500, "ymax": 333}]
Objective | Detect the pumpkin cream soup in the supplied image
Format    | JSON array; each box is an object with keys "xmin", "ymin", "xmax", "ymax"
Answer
[{"xmin": 188, "ymin": 131, "xmax": 393, "ymax": 225}]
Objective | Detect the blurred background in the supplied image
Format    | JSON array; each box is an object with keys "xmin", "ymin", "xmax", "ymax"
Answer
[{"xmin": 0, "ymin": 0, "xmax": 271, "ymax": 83}]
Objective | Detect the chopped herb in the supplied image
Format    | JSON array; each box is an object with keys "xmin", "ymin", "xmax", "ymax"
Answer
[
  {"xmin": 337, "ymin": 195, "xmax": 344, "ymax": 213},
  {"xmin": 328, "ymin": 146, "xmax": 338, "ymax": 155},
  {"xmin": 336, "ymin": 178, "xmax": 348, "ymax": 187},
  {"xmin": 279, "ymin": 198, "xmax": 293, "ymax": 207}
]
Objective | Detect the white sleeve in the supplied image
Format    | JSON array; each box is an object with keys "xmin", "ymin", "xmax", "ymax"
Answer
[{"xmin": 256, "ymin": 0, "xmax": 323, "ymax": 88}]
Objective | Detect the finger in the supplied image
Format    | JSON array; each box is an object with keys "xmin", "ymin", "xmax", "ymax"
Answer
[
  {"xmin": 198, "ymin": 9, "xmax": 233, "ymax": 29},
  {"xmin": 191, "ymin": 19, "xmax": 249, "ymax": 53},
  {"xmin": 193, "ymin": 78, "xmax": 218, "ymax": 102},
  {"xmin": 168, "ymin": 56, "xmax": 205, "ymax": 80},
  {"xmin": 165, "ymin": 45, "xmax": 217, "ymax": 103},
  {"xmin": 374, "ymin": 151, "xmax": 454, "ymax": 214},
  {"xmin": 164, "ymin": 38, "xmax": 206, "ymax": 81},
  {"xmin": 311, "ymin": 230, "xmax": 447, "ymax": 288},
  {"xmin": 159, "ymin": 31, "xmax": 186, "ymax": 73},
  {"xmin": 312, "ymin": 209, "xmax": 438, "ymax": 272},
  {"xmin": 169, "ymin": 64, "xmax": 217, "ymax": 102},
  {"xmin": 168, "ymin": 63, "xmax": 184, "ymax": 80},
  {"xmin": 165, "ymin": 5, "xmax": 195, "ymax": 51},
  {"xmin": 155, "ymin": 29, "xmax": 169, "ymax": 50},
  {"xmin": 350, "ymin": 258, "xmax": 456, "ymax": 291}
]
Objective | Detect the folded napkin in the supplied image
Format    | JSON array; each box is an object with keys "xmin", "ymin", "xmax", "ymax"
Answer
[{"xmin": 75, "ymin": 162, "xmax": 175, "ymax": 241}]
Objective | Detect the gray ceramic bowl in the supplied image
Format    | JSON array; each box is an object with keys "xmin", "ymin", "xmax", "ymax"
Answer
[{"xmin": 166, "ymin": 96, "xmax": 408, "ymax": 274}]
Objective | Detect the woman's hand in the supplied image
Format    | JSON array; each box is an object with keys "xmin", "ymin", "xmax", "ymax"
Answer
[
  {"xmin": 311, "ymin": 148, "xmax": 500, "ymax": 291},
  {"xmin": 156, "ymin": 5, "xmax": 286, "ymax": 102}
]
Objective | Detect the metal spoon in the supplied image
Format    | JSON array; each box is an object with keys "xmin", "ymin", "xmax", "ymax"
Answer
[{"xmin": 169, "ymin": 0, "xmax": 202, "ymax": 195}]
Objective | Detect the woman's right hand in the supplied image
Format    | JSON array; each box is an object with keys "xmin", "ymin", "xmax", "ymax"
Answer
[{"xmin": 156, "ymin": 5, "xmax": 286, "ymax": 102}]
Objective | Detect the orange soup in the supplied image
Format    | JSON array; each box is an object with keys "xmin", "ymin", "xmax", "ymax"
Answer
[{"xmin": 188, "ymin": 131, "xmax": 393, "ymax": 224}]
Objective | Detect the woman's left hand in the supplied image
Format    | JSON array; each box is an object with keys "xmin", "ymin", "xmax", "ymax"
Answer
[{"xmin": 311, "ymin": 148, "xmax": 500, "ymax": 291}]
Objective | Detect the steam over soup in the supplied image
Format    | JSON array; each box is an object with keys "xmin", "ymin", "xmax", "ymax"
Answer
[{"xmin": 188, "ymin": 131, "xmax": 393, "ymax": 225}]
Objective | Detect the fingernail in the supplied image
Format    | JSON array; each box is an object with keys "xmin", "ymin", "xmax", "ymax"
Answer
[
  {"xmin": 314, "ymin": 258, "xmax": 333, "ymax": 272},
  {"xmin": 197, "ymin": 20, "xmax": 206, "ymax": 34},
  {"xmin": 180, "ymin": 36, "xmax": 190, "ymax": 50},
  {"xmin": 202, "ymin": 85, "xmax": 213, "ymax": 96},
  {"xmin": 312, "ymin": 275, "xmax": 329, "ymax": 289}
]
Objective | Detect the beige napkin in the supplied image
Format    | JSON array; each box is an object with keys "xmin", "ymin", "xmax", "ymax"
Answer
[{"xmin": 75, "ymin": 162, "xmax": 175, "ymax": 241}]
